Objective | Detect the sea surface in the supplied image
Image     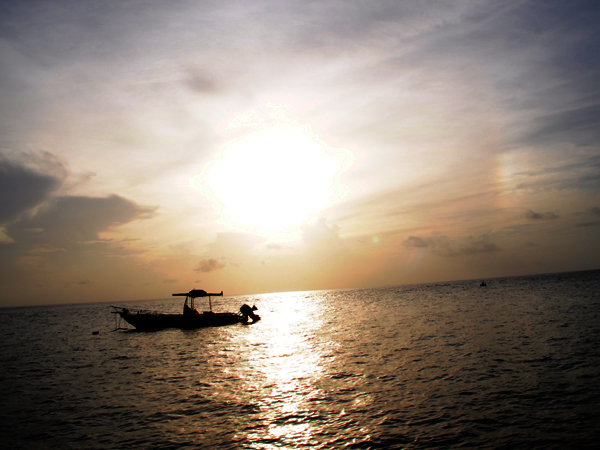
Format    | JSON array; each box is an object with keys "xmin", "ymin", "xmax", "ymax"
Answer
[{"xmin": 1, "ymin": 270, "xmax": 599, "ymax": 449}]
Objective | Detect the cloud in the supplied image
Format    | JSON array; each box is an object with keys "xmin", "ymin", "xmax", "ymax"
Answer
[
  {"xmin": 302, "ymin": 218, "xmax": 347, "ymax": 256},
  {"xmin": 195, "ymin": 258, "xmax": 225, "ymax": 273},
  {"xmin": 403, "ymin": 235, "xmax": 429, "ymax": 248},
  {"xmin": 0, "ymin": 151, "xmax": 155, "ymax": 247},
  {"xmin": 403, "ymin": 234, "xmax": 500, "ymax": 257},
  {"xmin": 0, "ymin": 151, "xmax": 67, "ymax": 223},
  {"xmin": 525, "ymin": 209, "xmax": 559, "ymax": 221},
  {"xmin": 0, "ymin": 151, "xmax": 163, "ymax": 305},
  {"xmin": 5, "ymin": 195, "xmax": 155, "ymax": 246},
  {"xmin": 185, "ymin": 69, "xmax": 221, "ymax": 94},
  {"xmin": 513, "ymin": 153, "xmax": 600, "ymax": 193},
  {"xmin": 575, "ymin": 206, "xmax": 600, "ymax": 227},
  {"xmin": 67, "ymin": 279, "xmax": 94, "ymax": 286},
  {"xmin": 526, "ymin": 104, "xmax": 600, "ymax": 147}
]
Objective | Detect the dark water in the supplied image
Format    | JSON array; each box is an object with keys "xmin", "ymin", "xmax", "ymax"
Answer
[{"xmin": 1, "ymin": 270, "xmax": 599, "ymax": 449}]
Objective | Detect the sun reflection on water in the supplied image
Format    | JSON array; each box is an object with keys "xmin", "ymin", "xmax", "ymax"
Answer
[{"xmin": 242, "ymin": 292, "xmax": 327, "ymax": 448}]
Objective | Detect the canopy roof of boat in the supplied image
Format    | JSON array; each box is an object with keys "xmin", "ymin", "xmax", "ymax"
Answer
[{"xmin": 172, "ymin": 289, "xmax": 223, "ymax": 298}]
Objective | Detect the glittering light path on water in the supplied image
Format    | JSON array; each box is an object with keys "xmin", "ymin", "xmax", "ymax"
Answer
[{"xmin": 1, "ymin": 270, "xmax": 599, "ymax": 449}]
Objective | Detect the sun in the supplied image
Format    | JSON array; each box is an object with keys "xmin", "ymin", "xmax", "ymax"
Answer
[{"xmin": 203, "ymin": 129, "xmax": 345, "ymax": 232}]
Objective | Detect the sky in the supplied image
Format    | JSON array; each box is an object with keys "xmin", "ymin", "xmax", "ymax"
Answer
[{"xmin": 1, "ymin": 0, "xmax": 599, "ymax": 307}]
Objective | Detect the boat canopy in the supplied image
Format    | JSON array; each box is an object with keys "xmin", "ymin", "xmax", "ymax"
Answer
[{"xmin": 172, "ymin": 289, "xmax": 223, "ymax": 298}]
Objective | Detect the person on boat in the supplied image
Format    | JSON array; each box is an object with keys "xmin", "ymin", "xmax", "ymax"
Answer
[{"xmin": 183, "ymin": 298, "xmax": 199, "ymax": 316}]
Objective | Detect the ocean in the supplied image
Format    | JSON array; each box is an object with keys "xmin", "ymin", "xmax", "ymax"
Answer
[{"xmin": 1, "ymin": 270, "xmax": 599, "ymax": 449}]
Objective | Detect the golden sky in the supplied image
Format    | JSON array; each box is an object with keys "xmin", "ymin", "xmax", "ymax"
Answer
[{"xmin": 1, "ymin": 1, "xmax": 599, "ymax": 306}]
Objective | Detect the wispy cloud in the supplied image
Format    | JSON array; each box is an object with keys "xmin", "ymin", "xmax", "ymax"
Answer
[
  {"xmin": 404, "ymin": 234, "xmax": 501, "ymax": 257},
  {"xmin": 575, "ymin": 206, "xmax": 600, "ymax": 227},
  {"xmin": 525, "ymin": 210, "xmax": 559, "ymax": 221}
]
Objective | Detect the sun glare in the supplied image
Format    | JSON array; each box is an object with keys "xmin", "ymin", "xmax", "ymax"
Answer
[{"xmin": 204, "ymin": 129, "xmax": 345, "ymax": 232}]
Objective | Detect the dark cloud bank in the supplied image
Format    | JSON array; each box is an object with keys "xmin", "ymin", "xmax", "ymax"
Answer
[
  {"xmin": 1, "ymin": 152, "xmax": 154, "ymax": 234},
  {"xmin": 0, "ymin": 152, "xmax": 66, "ymax": 223},
  {"xmin": 0, "ymin": 151, "xmax": 155, "ymax": 301}
]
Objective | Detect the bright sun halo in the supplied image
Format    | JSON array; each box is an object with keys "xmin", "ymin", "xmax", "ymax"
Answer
[{"xmin": 205, "ymin": 129, "xmax": 343, "ymax": 231}]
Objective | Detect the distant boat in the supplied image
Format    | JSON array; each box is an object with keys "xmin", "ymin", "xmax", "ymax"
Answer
[
  {"xmin": 480, "ymin": 281, "xmax": 487, "ymax": 287},
  {"xmin": 112, "ymin": 289, "xmax": 260, "ymax": 331}
]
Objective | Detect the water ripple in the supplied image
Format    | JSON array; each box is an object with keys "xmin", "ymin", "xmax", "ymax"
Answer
[{"xmin": 1, "ymin": 271, "xmax": 600, "ymax": 448}]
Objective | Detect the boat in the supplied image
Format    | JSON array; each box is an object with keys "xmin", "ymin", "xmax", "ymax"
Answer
[
  {"xmin": 480, "ymin": 281, "xmax": 487, "ymax": 287},
  {"xmin": 111, "ymin": 289, "xmax": 260, "ymax": 331}
]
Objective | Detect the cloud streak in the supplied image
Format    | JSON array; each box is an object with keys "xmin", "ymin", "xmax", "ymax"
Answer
[
  {"xmin": 525, "ymin": 210, "xmax": 559, "ymax": 221},
  {"xmin": 404, "ymin": 234, "xmax": 501, "ymax": 257}
]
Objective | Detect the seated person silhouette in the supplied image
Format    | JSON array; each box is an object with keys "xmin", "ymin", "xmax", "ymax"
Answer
[{"xmin": 183, "ymin": 299, "xmax": 199, "ymax": 316}]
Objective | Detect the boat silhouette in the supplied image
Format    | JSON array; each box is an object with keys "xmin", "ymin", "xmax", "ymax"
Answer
[{"xmin": 112, "ymin": 289, "xmax": 260, "ymax": 331}]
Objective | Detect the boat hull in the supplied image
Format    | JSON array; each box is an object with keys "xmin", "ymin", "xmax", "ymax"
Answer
[{"xmin": 118, "ymin": 311, "xmax": 245, "ymax": 331}]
